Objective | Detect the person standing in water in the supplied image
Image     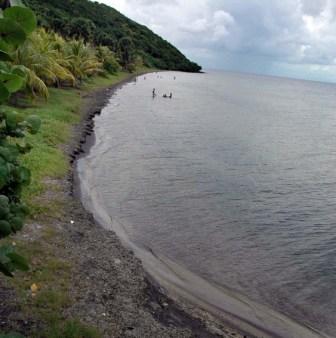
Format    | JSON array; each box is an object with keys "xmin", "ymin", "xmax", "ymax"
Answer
[
  {"xmin": 152, "ymin": 88, "xmax": 156, "ymax": 97},
  {"xmin": 169, "ymin": 92, "xmax": 172, "ymax": 99}
]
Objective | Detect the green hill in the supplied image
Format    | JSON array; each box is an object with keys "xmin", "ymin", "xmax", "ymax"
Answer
[{"xmin": 22, "ymin": 0, "xmax": 202, "ymax": 72}]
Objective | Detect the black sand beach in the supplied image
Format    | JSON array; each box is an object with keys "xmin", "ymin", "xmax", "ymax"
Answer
[
  {"xmin": 0, "ymin": 74, "xmax": 244, "ymax": 338},
  {"xmin": 70, "ymin": 74, "xmax": 246, "ymax": 338},
  {"xmin": 73, "ymin": 73, "xmax": 331, "ymax": 338}
]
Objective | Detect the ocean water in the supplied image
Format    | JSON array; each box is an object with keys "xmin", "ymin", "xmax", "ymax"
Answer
[{"xmin": 78, "ymin": 71, "xmax": 336, "ymax": 336}]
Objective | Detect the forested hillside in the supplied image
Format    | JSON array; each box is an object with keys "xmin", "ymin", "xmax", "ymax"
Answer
[{"xmin": 22, "ymin": 0, "xmax": 202, "ymax": 72}]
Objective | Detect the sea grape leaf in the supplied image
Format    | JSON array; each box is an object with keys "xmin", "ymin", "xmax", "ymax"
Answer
[
  {"xmin": 0, "ymin": 244, "xmax": 12, "ymax": 257},
  {"xmin": 11, "ymin": 65, "xmax": 26, "ymax": 78},
  {"xmin": 9, "ymin": 216, "xmax": 23, "ymax": 231},
  {"xmin": 0, "ymin": 40, "xmax": 10, "ymax": 53},
  {"xmin": 0, "ymin": 49, "xmax": 12, "ymax": 61},
  {"xmin": 0, "ymin": 220, "xmax": 11, "ymax": 236},
  {"xmin": 0, "ymin": 245, "xmax": 12, "ymax": 276},
  {"xmin": 0, "ymin": 82, "xmax": 9, "ymax": 103},
  {"xmin": 0, "ymin": 162, "xmax": 9, "ymax": 189},
  {"xmin": 14, "ymin": 166, "xmax": 30, "ymax": 185},
  {"xmin": 25, "ymin": 115, "xmax": 40, "ymax": 134},
  {"xmin": 10, "ymin": 203, "xmax": 29, "ymax": 217},
  {"xmin": 0, "ymin": 195, "xmax": 9, "ymax": 218},
  {"xmin": 0, "ymin": 194, "xmax": 9, "ymax": 207},
  {"xmin": 0, "ymin": 245, "xmax": 28, "ymax": 276},
  {"xmin": 5, "ymin": 110, "xmax": 18, "ymax": 130},
  {"xmin": 16, "ymin": 142, "xmax": 32, "ymax": 154},
  {"xmin": 4, "ymin": 144, "xmax": 19, "ymax": 159},
  {"xmin": 0, "ymin": 146, "xmax": 13, "ymax": 162},
  {"xmin": 0, "ymin": 205, "xmax": 9, "ymax": 219},
  {"xmin": 7, "ymin": 251, "xmax": 28, "ymax": 271},
  {"xmin": 0, "ymin": 72, "xmax": 24, "ymax": 93},
  {"xmin": 4, "ymin": 6, "xmax": 36, "ymax": 35},
  {"xmin": 0, "ymin": 243, "xmax": 13, "ymax": 255},
  {"xmin": 0, "ymin": 60, "xmax": 10, "ymax": 72},
  {"xmin": 0, "ymin": 18, "xmax": 26, "ymax": 46}
]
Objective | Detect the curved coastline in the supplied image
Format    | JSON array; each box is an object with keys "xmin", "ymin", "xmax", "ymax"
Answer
[{"xmin": 75, "ymin": 73, "xmax": 329, "ymax": 338}]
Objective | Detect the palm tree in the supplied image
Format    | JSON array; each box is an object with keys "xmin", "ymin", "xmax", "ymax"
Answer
[
  {"xmin": 95, "ymin": 45, "xmax": 120, "ymax": 74},
  {"xmin": 64, "ymin": 39, "xmax": 102, "ymax": 85},
  {"xmin": 13, "ymin": 29, "xmax": 75, "ymax": 98}
]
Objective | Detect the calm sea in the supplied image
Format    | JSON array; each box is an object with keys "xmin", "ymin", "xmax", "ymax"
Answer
[{"xmin": 78, "ymin": 71, "xmax": 336, "ymax": 336}]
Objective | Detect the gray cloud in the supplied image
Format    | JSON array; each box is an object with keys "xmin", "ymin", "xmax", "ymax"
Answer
[
  {"xmin": 301, "ymin": 0, "xmax": 327, "ymax": 16},
  {"xmin": 96, "ymin": 0, "xmax": 336, "ymax": 82}
]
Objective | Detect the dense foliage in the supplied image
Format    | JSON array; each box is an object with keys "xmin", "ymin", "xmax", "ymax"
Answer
[
  {"xmin": 0, "ymin": 5, "xmax": 41, "ymax": 276},
  {"xmin": 0, "ymin": 0, "xmax": 201, "ymax": 277},
  {"xmin": 11, "ymin": 27, "xmax": 120, "ymax": 98},
  {"xmin": 23, "ymin": 0, "xmax": 202, "ymax": 72}
]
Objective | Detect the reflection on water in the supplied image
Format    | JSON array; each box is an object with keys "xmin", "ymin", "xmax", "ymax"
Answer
[{"xmin": 79, "ymin": 71, "xmax": 336, "ymax": 336}]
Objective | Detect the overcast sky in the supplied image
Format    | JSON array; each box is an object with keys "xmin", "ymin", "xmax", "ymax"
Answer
[{"xmin": 96, "ymin": 0, "xmax": 336, "ymax": 83}]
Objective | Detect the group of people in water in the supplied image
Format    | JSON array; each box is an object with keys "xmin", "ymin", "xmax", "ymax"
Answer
[{"xmin": 152, "ymin": 88, "xmax": 172, "ymax": 99}]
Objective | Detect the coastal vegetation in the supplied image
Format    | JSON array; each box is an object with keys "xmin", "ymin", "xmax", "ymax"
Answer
[
  {"xmin": 13, "ymin": 28, "xmax": 120, "ymax": 99},
  {"xmin": 0, "ymin": 0, "xmax": 202, "ymax": 336},
  {"xmin": 23, "ymin": 0, "xmax": 202, "ymax": 72},
  {"xmin": 1, "ymin": 70, "xmax": 133, "ymax": 338},
  {"xmin": 0, "ymin": 5, "xmax": 41, "ymax": 278},
  {"xmin": 0, "ymin": 1, "xmax": 124, "ymax": 279},
  {"xmin": 0, "ymin": 5, "xmax": 136, "ymax": 337},
  {"xmin": 0, "ymin": 6, "xmax": 131, "ymax": 335}
]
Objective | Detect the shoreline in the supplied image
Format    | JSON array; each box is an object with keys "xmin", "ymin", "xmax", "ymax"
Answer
[
  {"xmin": 1, "ymin": 71, "xmax": 237, "ymax": 338},
  {"xmin": 0, "ymin": 71, "xmax": 326, "ymax": 337},
  {"xmin": 73, "ymin": 72, "xmax": 328, "ymax": 338},
  {"xmin": 70, "ymin": 72, "xmax": 245, "ymax": 337}
]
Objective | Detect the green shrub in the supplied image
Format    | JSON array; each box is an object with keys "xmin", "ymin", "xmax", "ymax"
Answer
[
  {"xmin": 96, "ymin": 45, "xmax": 120, "ymax": 74},
  {"xmin": 0, "ymin": 5, "xmax": 41, "ymax": 277}
]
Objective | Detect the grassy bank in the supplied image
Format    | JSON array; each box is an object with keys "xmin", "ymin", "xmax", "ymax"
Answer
[
  {"xmin": 1, "ymin": 70, "xmax": 150, "ymax": 338},
  {"xmin": 19, "ymin": 71, "xmax": 132, "ymax": 216}
]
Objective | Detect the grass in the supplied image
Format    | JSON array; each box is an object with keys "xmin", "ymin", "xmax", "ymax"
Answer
[
  {"xmin": 1, "ymin": 69, "xmax": 155, "ymax": 337},
  {"xmin": 5, "ymin": 230, "xmax": 74, "ymax": 337},
  {"xmin": 5, "ymin": 228, "xmax": 100, "ymax": 337},
  {"xmin": 11, "ymin": 72, "xmax": 134, "ymax": 216},
  {"xmin": 43, "ymin": 320, "xmax": 101, "ymax": 338}
]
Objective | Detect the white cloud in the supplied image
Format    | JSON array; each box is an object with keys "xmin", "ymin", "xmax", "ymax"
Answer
[{"xmin": 95, "ymin": 0, "xmax": 336, "ymax": 82}]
